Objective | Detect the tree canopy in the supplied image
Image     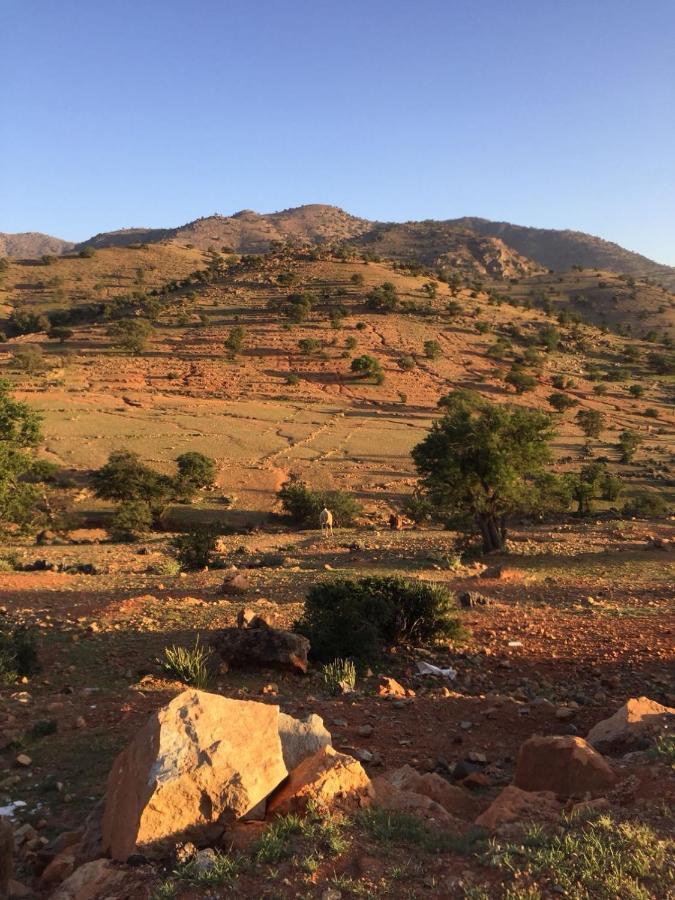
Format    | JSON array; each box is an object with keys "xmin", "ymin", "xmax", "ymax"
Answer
[{"xmin": 412, "ymin": 391, "xmax": 555, "ymax": 552}]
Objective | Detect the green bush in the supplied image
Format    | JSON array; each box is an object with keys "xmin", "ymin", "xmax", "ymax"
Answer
[
  {"xmin": 277, "ymin": 477, "xmax": 362, "ymax": 527},
  {"xmin": 171, "ymin": 527, "xmax": 219, "ymax": 570},
  {"xmin": 623, "ymin": 492, "xmax": 669, "ymax": 518},
  {"xmin": 322, "ymin": 658, "xmax": 357, "ymax": 695},
  {"xmin": 295, "ymin": 576, "xmax": 463, "ymax": 663},
  {"xmin": 176, "ymin": 451, "xmax": 216, "ymax": 490},
  {"xmin": 110, "ymin": 500, "xmax": 153, "ymax": 540},
  {"xmin": 0, "ymin": 619, "xmax": 39, "ymax": 683}
]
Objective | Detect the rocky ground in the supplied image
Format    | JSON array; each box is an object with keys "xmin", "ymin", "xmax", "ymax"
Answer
[{"xmin": 1, "ymin": 520, "xmax": 673, "ymax": 899}]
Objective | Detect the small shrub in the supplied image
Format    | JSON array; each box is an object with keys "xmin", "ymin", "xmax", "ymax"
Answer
[
  {"xmin": 171, "ymin": 527, "xmax": 219, "ymax": 570},
  {"xmin": 176, "ymin": 452, "xmax": 216, "ymax": 491},
  {"xmin": 351, "ymin": 354, "xmax": 384, "ymax": 384},
  {"xmin": 623, "ymin": 492, "xmax": 669, "ymax": 518},
  {"xmin": 286, "ymin": 373, "xmax": 300, "ymax": 386},
  {"xmin": 277, "ymin": 478, "xmax": 362, "ymax": 527},
  {"xmin": 423, "ymin": 339, "xmax": 442, "ymax": 360},
  {"xmin": 160, "ymin": 636, "xmax": 212, "ymax": 688},
  {"xmin": 322, "ymin": 658, "xmax": 357, "ymax": 695},
  {"xmin": 0, "ymin": 619, "xmax": 40, "ymax": 683},
  {"xmin": 110, "ymin": 500, "xmax": 153, "ymax": 540},
  {"xmin": 397, "ymin": 354, "xmax": 416, "ymax": 371},
  {"xmin": 295, "ymin": 576, "xmax": 463, "ymax": 663}
]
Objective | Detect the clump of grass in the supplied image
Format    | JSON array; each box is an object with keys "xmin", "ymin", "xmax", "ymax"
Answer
[
  {"xmin": 174, "ymin": 850, "xmax": 242, "ymax": 887},
  {"xmin": 253, "ymin": 802, "xmax": 347, "ymax": 864},
  {"xmin": 648, "ymin": 733, "xmax": 675, "ymax": 768},
  {"xmin": 322, "ymin": 657, "xmax": 357, "ymax": 695},
  {"xmin": 159, "ymin": 636, "xmax": 212, "ymax": 688},
  {"xmin": 486, "ymin": 813, "xmax": 673, "ymax": 899},
  {"xmin": 358, "ymin": 808, "xmax": 457, "ymax": 853}
]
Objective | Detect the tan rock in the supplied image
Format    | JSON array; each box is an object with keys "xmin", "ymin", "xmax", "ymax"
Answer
[
  {"xmin": 384, "ymin": 766, "xmax": 478, "ymax": 820},
  {"xmin": 267, "ymin": 746, "xmax": 372, "ymax": 816},
  {"xmin": 514, "ymin": 735, "xmax": 616, "ymax": 798},
  {"xmin": 40, "ymin": 850, "xmax": 76, "ymax": 885},
  {"xmin": 101, "ymin": 690, "xmax": 288, "ymax": 860},
  {"xmin": 377, "ymin": 676, "xmax": 414, "ymax": 698},
  {"xmin": 586, "ymin": 697, "xmax": 674, "ymax": 756},
  {"xmin": 50, "ymin": 859, "xmax": 130, "ymax": 900},
  {"xmin": 371, "ymin": 777, "xmax": 460, "ymax": 827},
  {"xmin": 475, "ymin": 785, "xmax": 561, "ymax": 830}
]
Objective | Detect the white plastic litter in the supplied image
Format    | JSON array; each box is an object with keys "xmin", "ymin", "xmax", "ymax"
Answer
[
  {"xmin": 416, "ymin": 660, "xmax": 457, "ymax": 679},
  {"xmin": 507, "ymin": 641, "xmax": 523, "ymax": 647}
]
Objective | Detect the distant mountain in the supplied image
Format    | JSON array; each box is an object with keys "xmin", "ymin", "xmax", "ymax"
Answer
[
  {"xmin": 4, "ymin": 205, "xmax": 674, "ymax": 289},
  {"xmin": 0, "ymin": 232, "xmax": 74, "ymax": 258},
  {"xmin": 450, "ymin": 217, "xmax": 675, "ymax": 289}
]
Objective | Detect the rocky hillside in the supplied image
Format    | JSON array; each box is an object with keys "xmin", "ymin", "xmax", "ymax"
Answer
[
  {"xmin": 0, "ymin": 231, "xmax": 74, "ymax": 258},
  {"xmin": 350, "ymin": 221, "xmax": 544, "ymax": 279},
  {"xmin": 4, "ymin": 205, "xmax": 675, "ymax": 292},
  {"xmin": 452, "ymin": 217, "xmax": 675, "ymax": 289}
]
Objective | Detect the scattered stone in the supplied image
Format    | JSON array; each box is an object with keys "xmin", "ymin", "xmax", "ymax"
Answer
[
  {"xmin": 514, "ymin": 735, "xmax": 616, "ymax": 798},
  {"xmin": 267, "ymin": 746, "xmax": 372, "ymax": 817},
  {"xmin": 15, "ymin": 754, "xmax": 31, "ymax": 768},
  {"xmin": 50, "ymin": 859, "xmax": 131, "ymax": 900},
  {"xmin": 385, "ymin": 766, "xmax": 479, "ymax": 820},
  {"xmin": 211, "ymin": 626, "xmax": 310, "ymax": 673},
  {"xmin": 475, "ymin": 785, "xmax": 561, "ymax": 830},
  {"xmin": 221, "ymin": 573, "xmax": 251, "ymax": 595},
  {"xmin": 357, "ymin": 724, "xmax": 374, "ymax": 737},
  {"xmin": 278, "ymin": 712, "xmax": 332, "ymax": 773},
  {"xmin": 459, "ymin": 591, "xmax": 492, "ymax": 608},
  {"xmin": 556, "ymin": 707, "xmax": 576, "ymax": 721},
  {"xmin": 101, "ymin": 690, "xmax": 288, "ymax": 860},
  {"xmin": 586, "ymin": 697, "xmax": 674, "ymax": 756},
  {"xmin": 377, "ymin": 676, "xmax": 414, "ymax": 698},
  {"xmin": 371, "ymin": 777, "xmax": 460, "ymax": 827}
]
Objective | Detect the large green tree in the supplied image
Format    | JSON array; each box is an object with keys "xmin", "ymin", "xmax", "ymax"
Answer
[
  {"xmin": 0, "ymin": 380, "xmax": 43, "ymax": 531},
  {"xmin": 412, "ymin": 391, "xmax": 555, "ymax": 552}
]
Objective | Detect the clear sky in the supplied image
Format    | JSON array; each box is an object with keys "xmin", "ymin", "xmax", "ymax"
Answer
[{"xmin": 2, "ymin": 0, "xmax": 674, "ymax": 263}]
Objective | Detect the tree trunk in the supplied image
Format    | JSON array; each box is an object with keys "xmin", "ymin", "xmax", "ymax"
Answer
[{"xmin": 478, "ymin": 514, "xmax": 506, "ymax": 553}]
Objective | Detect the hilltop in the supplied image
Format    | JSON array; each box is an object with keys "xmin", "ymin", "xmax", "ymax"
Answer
[
  {"xmin": 3, "ymin": 204, "xmax": 674, "ymax": 292},
  {"xmin": 0, "ymin": 231, "xmax": 74, "ymax": 258}
]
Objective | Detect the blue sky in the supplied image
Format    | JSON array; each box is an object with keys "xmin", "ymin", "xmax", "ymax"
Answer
[{"xmin": 2, "ymin": 0, "xmax": 674, "ymax": 263}]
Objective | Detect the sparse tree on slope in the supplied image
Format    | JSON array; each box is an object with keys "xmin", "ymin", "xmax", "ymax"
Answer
[{"xmin": 412, "ymin": 391, "xmax": 555, "ymax": 553}]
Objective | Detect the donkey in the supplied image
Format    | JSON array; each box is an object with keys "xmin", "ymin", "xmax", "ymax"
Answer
[{"xmin": 319, "ymin": 507, "xmax": 334, "ymax": 537}]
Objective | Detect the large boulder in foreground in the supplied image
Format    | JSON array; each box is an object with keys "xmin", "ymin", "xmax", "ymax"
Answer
[
  {"xmin": 586, "ymin": 697, "xmax": 674, "ymax": 756},
  {"xmin": 278, "ymin": 712, "xmax": 332, "ymax": 773},
  {"xmin": 211, "ymin": 626, "xmax": 310, "ymax": 673},
  {"xmin": 514, "ymin": 735, "xmax": 616, "ymax": 799},
  {"xmin": 101, "ymin": 690, "xmax": 288, "ymax": 861},
  {"xmin": 475, "ymin": 785, "xmax": 561, "ymax": 831},
  {"xmin": 267, "ymin": 746, "xmax": 372, "ymax": 817}
]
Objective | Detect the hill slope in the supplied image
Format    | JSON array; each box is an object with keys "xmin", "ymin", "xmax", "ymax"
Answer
[
  {"xmin": 451, "ymin": 217, "xmax": 675, "ymax": 288},
  {"xmin": 0, "ymin": 232, "xmax": 74, "ymax": 258}
]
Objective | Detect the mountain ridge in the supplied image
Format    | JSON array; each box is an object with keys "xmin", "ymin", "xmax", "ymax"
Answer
[{"xmin": 2, "ymin": 204, "xmax": 674, "ymax": 288}]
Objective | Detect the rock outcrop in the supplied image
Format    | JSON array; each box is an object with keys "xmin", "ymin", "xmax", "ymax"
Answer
[
  {"xmin": 278, "ymin": 712, "xmax": 332, "ymax": 772},
  {"xmin": 586, "ymin": 697, "xmax": 674, "ymax": 755},
  {"xmin": 514, "ymin": 735, "xmax": 616, "ymax": 798},
  {"xmin": 267, "ymin": 746, "xmax": 372, "ymax": 816},
  {"xmin": 384, "ymin": 765, "xmax": 478, "ymax": 820},
  {"xmin": 101, "ymin": 691, "xmax": 288, "ymax": 860},
  {"xmin": 211, "ymin": 626, "xmax": 310, "ymax": 673},
  {"xmin": 475, "ymin": 785, "xmax": 561, "ymax": 830}
]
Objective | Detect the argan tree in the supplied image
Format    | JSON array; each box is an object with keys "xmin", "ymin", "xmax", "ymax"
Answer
[
  {"xmin": 412, "ymin": 391, "xmax": 555, "ymax": 552},
  {"xmin": 575, "ymin": 408, "xmax": 605, "ymax": 440},
  {"xmin": 0, "ymin": 380, "xmax": 44, "ymax": 532}
]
